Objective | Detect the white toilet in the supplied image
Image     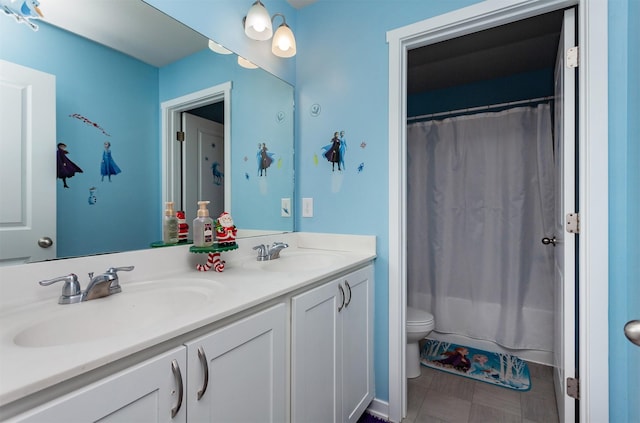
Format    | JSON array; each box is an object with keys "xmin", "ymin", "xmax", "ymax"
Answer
[{"xmin": 406, "ymin": 306, "xmax": 435, "ymax": 379}]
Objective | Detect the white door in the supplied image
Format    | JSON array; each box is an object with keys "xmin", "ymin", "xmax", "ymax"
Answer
[
  {"xmin": 185, "ymin": 304, "xmax": 287, "ymax": 423},
  {"xmin": 0, "ymin": 60, "xmax": 56, "ymax": 264},
  {"xmin": 552, "ymin": 8, "xmax": 577, "ymax": 422},
  {"xmin": 182, "ymin": 112, "xmax": 224, "ymax": 224}
]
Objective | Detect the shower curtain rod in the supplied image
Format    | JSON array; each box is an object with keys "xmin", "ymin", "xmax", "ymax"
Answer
[{"xmin": 407, "ymin": 95, "xmax": 554, "ymax": 122}]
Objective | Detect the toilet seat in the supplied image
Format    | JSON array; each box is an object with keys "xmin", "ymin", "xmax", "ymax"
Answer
[{"xmin": 407, "ymin": 306, "xmax": 434, "ymax": 326}]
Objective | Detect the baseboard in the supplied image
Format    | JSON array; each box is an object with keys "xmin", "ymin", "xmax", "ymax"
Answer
[{"xmin": 366, "ymin": 397, "xmax": 390, "ymax": 421}]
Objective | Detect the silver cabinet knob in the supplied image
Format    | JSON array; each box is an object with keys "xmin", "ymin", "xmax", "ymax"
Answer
[
  {"xmin": 624, "ymin": 320, "xmax": 640, "ymax": 347},
  {"xmin": 38, "ymin": 237, "xmax": 53, "ymax": 248}
]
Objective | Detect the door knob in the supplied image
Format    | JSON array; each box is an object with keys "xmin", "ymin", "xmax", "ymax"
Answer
[
  {"xmin": 624, "ymin": 320, "xmax": 640, "ymax": 347},
  {"xmin": 541, "ymin": 236, "xmax": 557, "ymax": 246},
  {"xmin": 38, "ymin": 237, "xmax": 53, "ymax": 248}
]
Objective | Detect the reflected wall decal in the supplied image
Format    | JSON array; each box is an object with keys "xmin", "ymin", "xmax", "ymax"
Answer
[
  {"xmin": 100, "ymin": 141, "xmax": 121, "ymax": 182},
  {"xmin": 87, "ymin": 187, "xmax": 97, "ymax": 205},
  {"xmin": 0, "ymin": 0, "xmax": 43, "ymax": 30},
  {"xmin": 69, "ymin": 113, "xmax": 111, "ymax": 136},
  {"xmin": 56, "ymin": 142, "xmax": 83, "ymax": 188},
  {"xmin": 212, "ymin": 162, "xmax": 224, "ymax": 186},
  {"xmin": 257, "ymin": 142, "xmax": 275, "ymax": 177}
]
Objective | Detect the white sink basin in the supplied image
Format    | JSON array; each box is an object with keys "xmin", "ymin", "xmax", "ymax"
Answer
[
  {"xmin": 241, "ymin": 250, "xmax": 344, "ymax": 272},
  {"xmin": 13, "ymin": 278, "xmax": 223, "ymax": 348}
]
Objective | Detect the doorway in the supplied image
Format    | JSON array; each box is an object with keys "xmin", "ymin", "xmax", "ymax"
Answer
[
  {"xmin": 386, "ymin": 1, "xmax": 609, "ymax": 423},
  {"xmin": 161, "ymin": 82, "xmax": 231, "ymax": 226},
  {"xmin": 404, "ymin": 7, "xmax": 576, "ymax": 422},
  {"xmin": 182, "ymin": 107, "xmax": 225, "ymax": 224}
]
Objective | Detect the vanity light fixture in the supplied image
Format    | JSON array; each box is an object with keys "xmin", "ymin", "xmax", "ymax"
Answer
[
  {"xmin": 243, "ymin": 0, "xmax": 273, "ymax": 41},
  {"xmin": 208, "ymin": 40, "xmax": 232, "ymax": 55},
  {"xmin": 271, "ymin": 14, "xmax": 296, "ymax": 58},
  {"xmin": 243, "ymin": 1, "xmax": 297, "ymax": 58},
  {"xmin": 238, "ymin": 56, "xmax": 259, "ymax": 69}
]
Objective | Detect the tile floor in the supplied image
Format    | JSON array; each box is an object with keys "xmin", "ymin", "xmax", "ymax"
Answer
[{"xmin": 402, "ymin": 362, "xmax": 559, "ymax": 423}]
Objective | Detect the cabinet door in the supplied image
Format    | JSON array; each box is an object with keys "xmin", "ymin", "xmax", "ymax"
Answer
[
  {"xmin": 10, "ymin": 347, "xmax": 187, "ymax": 423},
  {"xmin": 186, "ymin": 303, "xmax": 287, "ymax": 423},
  {"xmin": 291, "ymin": 279, "xmax": 342, "ymax": 423},
  {"xmin": 340, "ymin": 266, "xmax": 374, "ymax": 423}
]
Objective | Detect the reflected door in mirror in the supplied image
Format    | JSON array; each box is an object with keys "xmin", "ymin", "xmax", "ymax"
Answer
[
  {"xmin": 0, "ymin": 60, "xmax": 56, "ymax": 264},
  {"xmin": 183, "ymin": 113, "xmax": 225, "ymax": 224}
]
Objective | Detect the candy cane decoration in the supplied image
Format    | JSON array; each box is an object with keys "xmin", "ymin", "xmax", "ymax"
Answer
[{"xmin": 196, "ymin": 252, "xmax": 225, "ymax": 272}]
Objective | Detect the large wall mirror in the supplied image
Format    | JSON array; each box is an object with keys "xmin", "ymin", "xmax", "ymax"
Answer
[{"xmin": 0, "ymin": 0, "xmax": 294, "ymax": 264}]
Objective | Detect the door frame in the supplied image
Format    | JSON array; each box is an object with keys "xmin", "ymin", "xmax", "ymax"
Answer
[
  {"xmin": 386, "ymin": 1, "xmax": 608, "ymax": 422},
  {"xmin": 161, "ymin": 82, "xmax": 232, "ymax": 220}
]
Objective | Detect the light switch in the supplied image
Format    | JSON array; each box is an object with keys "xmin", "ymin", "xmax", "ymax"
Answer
[
  {"xmin": 302, "ymin": 198, "xmax": 313, "ymax": 218},
  {"xmin": 281, "ymin": 198, "xmax": 291, "ymax": 217}
]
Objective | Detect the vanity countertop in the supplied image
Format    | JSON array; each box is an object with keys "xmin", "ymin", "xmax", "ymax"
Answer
[{"xmin": 0, "ymin": 232, "xmax": 376, "ymax": 408}]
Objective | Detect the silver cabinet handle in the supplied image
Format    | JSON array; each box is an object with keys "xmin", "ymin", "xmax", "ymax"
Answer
[
  {"xmin": 337, "ymin": 284, "xmax": 345, "ymax": 312},
  {"xmin": 171, "ymin": 359, "xmax": 184, "ymax": 418},
  {"xmin": 196, "ymin": 346, "xmax": 209, "ymax": 400},
  {"xmin": 344, "ymin": 281, "xmax": 352, "ymax": 307},
  {"xmin": 624, "ymin": 320, "xmax": 640, "ymax": 347}
]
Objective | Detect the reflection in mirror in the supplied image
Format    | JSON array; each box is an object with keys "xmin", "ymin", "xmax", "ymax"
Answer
[{"xmin": 0, "ymin": 0, "xmax": 294, "ymax": 264}]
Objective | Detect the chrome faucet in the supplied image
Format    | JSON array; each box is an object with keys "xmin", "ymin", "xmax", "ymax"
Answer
[
  {"xmin": 253, "ymin": 242, "xmax": 289, "ymax": 261},
  {"xmin": 39, "ymin": 266, "xmax": 134, "ymax": 304}
]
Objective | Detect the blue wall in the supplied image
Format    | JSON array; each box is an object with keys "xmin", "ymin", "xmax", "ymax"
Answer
[
  {"xmin": 608, "ymin": 0, "xmax": 639, "ymax": 421},
  {"xmin": 1, "ymin": 20, "xmax": 161, "ymax": 258},
  {"xmin": 293, "ymin": 0, "xmax": 483, "ymax": 402}
]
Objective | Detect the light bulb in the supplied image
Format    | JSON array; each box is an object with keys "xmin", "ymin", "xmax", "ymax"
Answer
[
  {"xmin": 244, "ymin": 0, "xmax": 273, "ymax": 40},
  {"xmin": 272, "ymin": 23, "xmax": 296, "ymax": 58},
  {"xmin": 278, "ymin": 38, "xmax": 291, "ymax": 51}
]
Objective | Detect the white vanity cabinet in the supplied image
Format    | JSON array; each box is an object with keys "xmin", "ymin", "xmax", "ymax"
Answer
[
  {"xmin": 291, "ymin": 265, "xmax": 374, "ymax": 423},
  {"xmin": 8, "ymin": 346, "xmax": 187, "ymax": 423},
  {"xmin": 185, "ymin": 303, "xmax": 287, "ymax": 423},
  {"xmin": 9, "ymin": 304, "xmax": 287, "ymax": 423}
]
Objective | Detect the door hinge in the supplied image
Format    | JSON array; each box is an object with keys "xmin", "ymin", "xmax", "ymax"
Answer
[
  {"xmin": 176, "ymin": 131, "xmax": 185, "ymax": 142},
  {"xmin": 566, "ymin": 213, "xmax": 580, "ymax": 234},
  {"xmin": 567, "ymin": 377, "xmax": 580, "ymax": 399},
  {"xmin": 567, "ymin": 46, "xmax": 579, "ymax": 68}
]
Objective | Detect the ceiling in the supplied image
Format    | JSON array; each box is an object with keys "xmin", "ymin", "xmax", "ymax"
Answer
[
  {"xmin": 36, "ymin": 1, "xmax": 562, "ymax": 89},
  {"xmin": 407, "ymin": 9, "xmax": 564, "ymax": 93},
  {"xmin": 38, "ymin": 0, "xmax": 315, "ymax": 68},
  {"xmin": 286, "ymin": 0, "xmax": 317, "ymax": 8},
  {"xmin": 39, "ymin": 0, "xmax": 207, "ymax": 67}
]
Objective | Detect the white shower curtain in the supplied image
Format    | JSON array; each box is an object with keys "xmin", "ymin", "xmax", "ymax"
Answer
[{"xmin": 407, "ymin": 104, "xmax": 555, "ymax": 352}]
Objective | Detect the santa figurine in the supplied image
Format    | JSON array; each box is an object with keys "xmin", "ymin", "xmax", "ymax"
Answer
[{"xmin": 214, "ymin": 212, "xmax": 237, "ymax": 246}]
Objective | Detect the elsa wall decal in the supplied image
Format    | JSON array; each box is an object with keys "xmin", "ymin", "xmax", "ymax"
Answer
[
  {"xmin": 321, "ymin": 130, "xmax": 348, "ymax": 172},
  {"xmin": 257, "ymin": 142, "xmax": 275, "ymax": 177},
  {"xmin": 100, "ymin": 141, "xmax": 121, "ymax": 182}
]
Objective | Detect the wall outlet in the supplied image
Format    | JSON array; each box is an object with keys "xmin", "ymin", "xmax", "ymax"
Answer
[
  {"xmin": 302, "ymin": 198, "xmax": 313, "ymax": 218},
  {"xmin": 281, "ymin": 198, "xmax": 291, "ymax": 217}
]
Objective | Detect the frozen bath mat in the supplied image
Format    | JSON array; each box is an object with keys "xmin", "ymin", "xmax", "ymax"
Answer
[{"xmin": 420, "ymin": 339, "xmax": 531, "ymax": 391}]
